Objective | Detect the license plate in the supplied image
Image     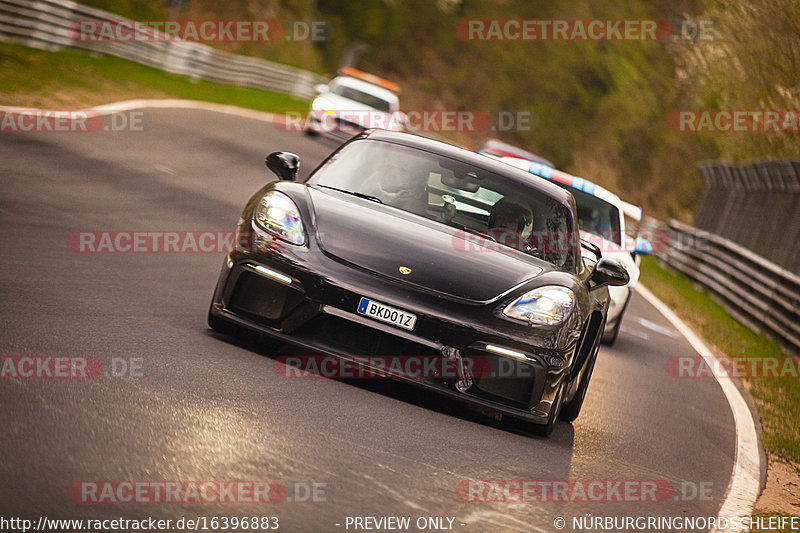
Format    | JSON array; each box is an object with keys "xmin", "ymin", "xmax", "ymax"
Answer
[{"xmin": 357, "ymin": 297, "xmax": 417, "ymax": 331}]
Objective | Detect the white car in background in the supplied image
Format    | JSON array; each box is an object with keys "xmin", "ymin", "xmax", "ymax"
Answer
[
  {"xmin": 305, "ymin": 67, "xmax": 403, "ymax": 139},
  {"xmin": 476, "ymin": 138, "xmax": 556, "ymax": 168},
  {"xmin": 484, "ymin": 155, "xmax": 652, "ymax": 345}
]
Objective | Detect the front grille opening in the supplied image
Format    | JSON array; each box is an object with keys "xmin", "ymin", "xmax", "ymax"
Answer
[
  {"xmin": 294, "ymin": 314, "xmax": 440, "ymax": 358},
  {"xmin": 228, "ymin": 271, "xmax": 304, "ymax": 321}
]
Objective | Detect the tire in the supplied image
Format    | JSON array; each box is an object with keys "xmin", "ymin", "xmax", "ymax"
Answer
[
  {"xmin": 531, "ymin": 381, "xmax": 565, "ymax": 437},
  {"xmin": 602, "ymin": 292, "xmax": 631, "ymax": 346},
  {"xmin": 559, "ymin": 354, "xmax": 596, "ymax": 422},
  {"xmin": 601, "ymin": 316, "xmax": 622, "ymax": 345}
]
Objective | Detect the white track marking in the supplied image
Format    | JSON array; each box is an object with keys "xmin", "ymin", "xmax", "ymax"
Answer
[
  {"xmin": 631, "ymin": 315, "xmax": 681, "ymax": 338},
  {"xmin": 91, "ymin": 99, "xmax": 279, "ymax": 122},
  {"xmin": 1, "ymin": 99, "xmax": 279, "ymax": 123}
]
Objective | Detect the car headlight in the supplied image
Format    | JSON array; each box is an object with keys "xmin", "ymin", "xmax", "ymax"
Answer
[
  {"xmin": 311, "ymin": 97, "xmax": 335, "ymax": 114},
  {"xmin": 253, "ymin": 191, "xmax": 305, "ymax": 245},
  {"xmin": 503, "ymin": 286, "xmax": 575, "ymax": 326}
]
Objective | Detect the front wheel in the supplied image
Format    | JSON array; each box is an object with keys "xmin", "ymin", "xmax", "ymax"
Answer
[
  {"xmin": 601, "ymin": 316, "xmax": 622, "ymax": 345},
  {"xmin": 531, "ymin": 381, "xmax": 565, "ymax": 437},
  {"xmin": 559, "ymin": 355, "xmax": 597, "ymax": 422},
  {"xmin": 602, "ymin": 293, "xmax": 631, "ymax": 346}
]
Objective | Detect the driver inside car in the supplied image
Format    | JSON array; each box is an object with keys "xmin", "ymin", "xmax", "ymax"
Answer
[
  {"xmin": 487, "ymin": 198, "xmax": 535, "ymax": 252},
  {"xmin": 365, "ymin": 159, "xmax": 429, "ymax": 215}
]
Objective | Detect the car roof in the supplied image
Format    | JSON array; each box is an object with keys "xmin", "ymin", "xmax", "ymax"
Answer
[
  {"xmin": 355, "ymin": 130, "xmax": 578, "ymax": 213},
  {"xmin": 476, "ymin": 138, "xmax": 555, "ymax": 168},
  {"xmin": 330, "ymin": 76, "xmax": 399, "ymax": 105},
  {"xmin": 496, "ymin": 156, "xmax": 623, "ymax": 208}
]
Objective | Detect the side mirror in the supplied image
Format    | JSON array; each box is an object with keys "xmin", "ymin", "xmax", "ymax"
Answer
[
  {"xmin": 631, "ymin": 236, "xmax": 653, "ymax": 257},
  {"xmin": 265, "ymin": 152, "xmax": 300, "ymax": 181},
  {"xmin": 589, "ymin": 258, "xmax": 629, "ymax": 290},
  {"xmin": 313, "ymin": 83, "xmax": 329, "ymax": 95}
]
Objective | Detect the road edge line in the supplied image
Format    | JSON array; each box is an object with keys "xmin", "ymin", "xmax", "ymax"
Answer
[
  {"xmin": 1, "ymin": 99, "xmax": 280, "ymax": 123},
  {"xmin": 90, "ymin": 99, "xmax": 280, "ymax": 122},
  {"xmin": 636, "ymin": 284, "xmax": 761, "ymax": 532}
]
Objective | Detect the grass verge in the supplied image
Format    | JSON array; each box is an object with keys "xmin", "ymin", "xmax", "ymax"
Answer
[{"xmin": 0, "ymin": 42, "xmax": 308, "ymax": 112}]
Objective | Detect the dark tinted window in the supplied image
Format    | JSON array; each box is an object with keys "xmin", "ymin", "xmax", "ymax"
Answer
[
  {"xmin": 330, "ymin": 86, "xmax": 392, "ymax": 112},
  {"xmin": 309, "ymin": 140, "xmax": 577, "ymax": 270},
  {"xmin": 552, "ymin": 183, "xmax": 621, "ymax": 245}
]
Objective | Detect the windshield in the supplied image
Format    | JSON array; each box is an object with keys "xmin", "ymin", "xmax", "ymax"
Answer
[
  {"xmin": 309, "ymin": 139, "xmax": 576, "ymax": 270},
  {"xmin": 550, "ymin": 183, "xmax": 622, "ymax": 245},
  {"xmin": 330, "ymin": 85, "xmax": 392, "ymax": 112}
]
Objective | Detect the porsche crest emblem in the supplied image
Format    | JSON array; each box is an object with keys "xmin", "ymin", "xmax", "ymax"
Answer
[{"xmin": 398, "ymin": 266, "xmax": 412, "ymax": 275}]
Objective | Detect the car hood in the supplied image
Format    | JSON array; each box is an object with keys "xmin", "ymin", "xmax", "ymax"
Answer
[{"xmin": 308, "ymin": 188, "xmax": 545, "ymax": 302}]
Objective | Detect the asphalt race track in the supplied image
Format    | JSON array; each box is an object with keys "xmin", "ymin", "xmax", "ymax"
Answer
[{"xmin": 0, "ymin": 107, "xmax": 739, "ymax": 532}]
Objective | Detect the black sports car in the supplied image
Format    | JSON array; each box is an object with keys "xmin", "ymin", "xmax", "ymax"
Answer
[{"xmin": 208, "ymin": 130, "xmax": 628, "ymax": 436}]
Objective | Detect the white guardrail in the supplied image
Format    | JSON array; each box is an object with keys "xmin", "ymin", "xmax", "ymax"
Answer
[
  {"xmin": 0, "ymin": 0, "xmax": 326, "ymax": 99},
  {"xmin": 645, "ymin": 217, "xmax": 800, "ymax": 354}
]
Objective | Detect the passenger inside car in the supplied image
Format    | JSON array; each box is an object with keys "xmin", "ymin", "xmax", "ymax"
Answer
[{"xmin": 488, "ymin": 198, "xmax": 532, "ymax": 232}]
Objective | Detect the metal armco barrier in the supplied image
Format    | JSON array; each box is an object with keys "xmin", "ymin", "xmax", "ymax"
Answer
[
  {"xmin": 0, "ymin": 0, "xmax": 326, "ymax": 99},
  {"xmin": 648, "ymin": 217, "xmax": 800, "ymax": 354},
  {"xmin": 695, "ymin": 160, "xmax": 800, "ymax": 273}
]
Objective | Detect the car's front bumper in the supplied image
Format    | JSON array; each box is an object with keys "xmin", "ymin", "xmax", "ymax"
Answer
[{"xmin": 210, "ymin": 250, "xmax": 573, "ymax": 424}]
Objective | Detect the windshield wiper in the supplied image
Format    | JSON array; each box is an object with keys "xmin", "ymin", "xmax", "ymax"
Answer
[
  {"xmin": 317, "ymin": 185, "xmax": 383, "ymax": 204},
  {"xmin": 460, "ymin": 227, "xmax": 489, "ymax": 239}
]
